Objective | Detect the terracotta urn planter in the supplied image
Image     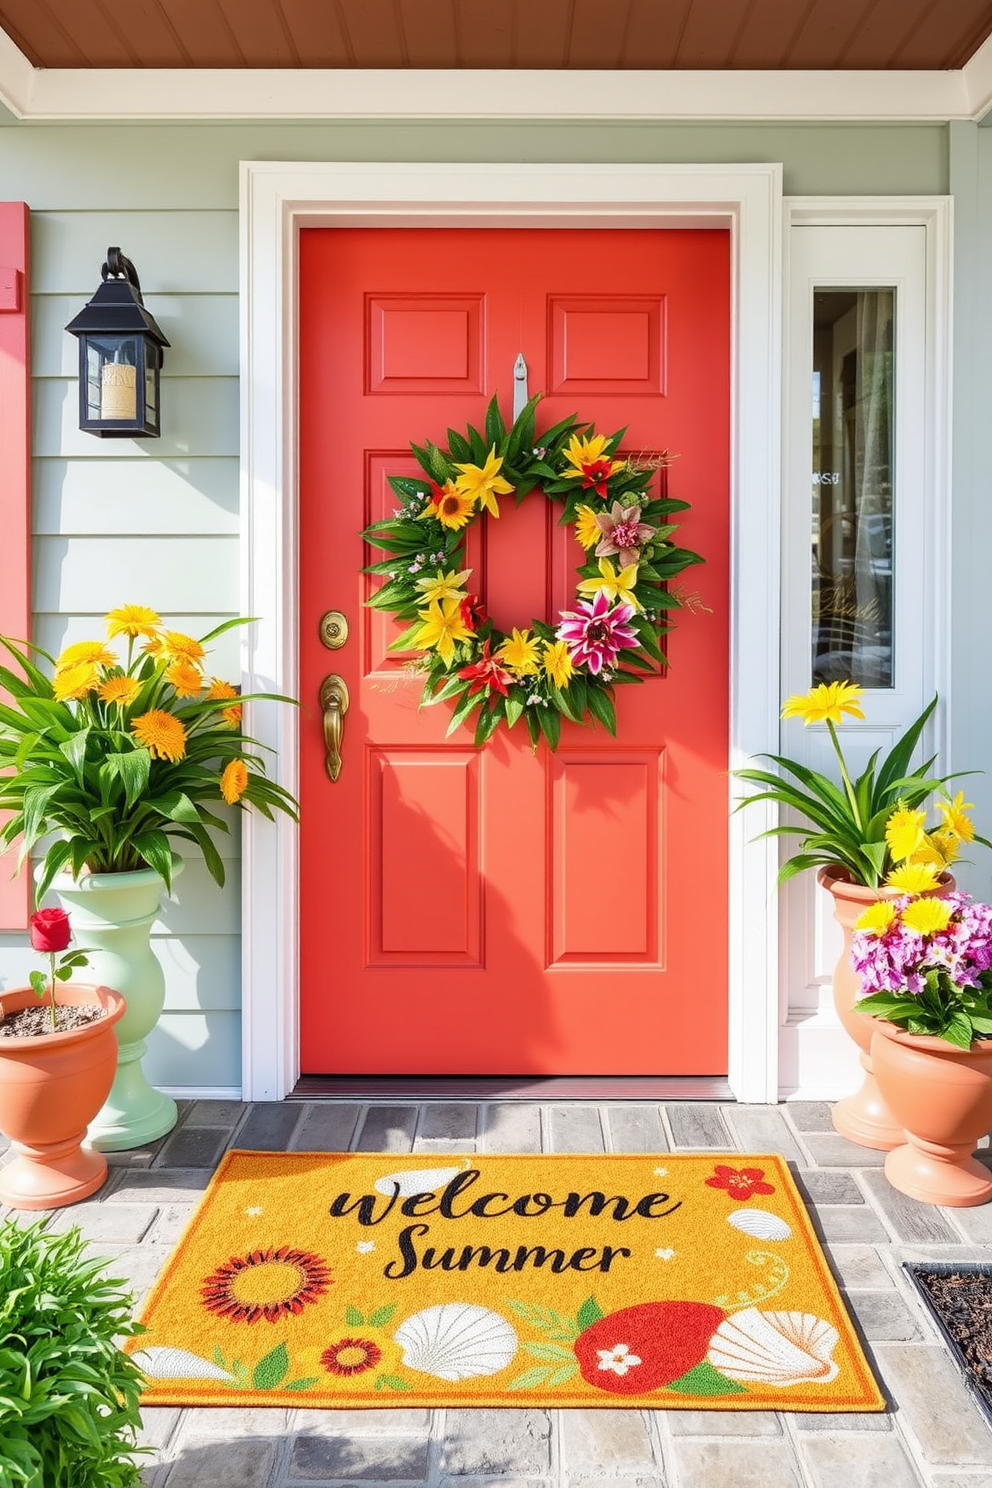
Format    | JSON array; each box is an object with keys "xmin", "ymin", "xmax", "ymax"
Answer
[
  {"xmin": 869, "ymin": 1022, "xmax": 992, "ymax": 1207},
  {"xmin": 0, "ymin": 982, "xmax": 126, "ymax": 1210},
  {"xmin": 819, "ymin": 865, "xmax": 953, "ymax": 1151}
]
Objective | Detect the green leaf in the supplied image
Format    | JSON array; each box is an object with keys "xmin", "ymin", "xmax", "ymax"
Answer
[
  {"xmin": 666, "ymin": 1360, "xmax": 747, "ymax": 1396},
  {"xmin": 375, "ymin": 1373, "xmax": 413, "ymax": 1392},
  {"xmin": 546, "ymin": 1360, "xmax": 579, "ymax": 1386},
  {"xmin": 368, "ymin": 1304, "xmax": 396, "ymax": 1327},
  {"xmin": 585, "ymin": 686, "xmax": 617, "ymax": 736},
  {"xmin": 536, "ymin": 705, "xmax": 561, "ymax": 751},
  {"xmin": 576, "ymin": 1296, "xmax": 604, "ymax": 1332},
  {"xmin": 507, "ymin": 1366, "xmax": 552, "ymax": 1391},
  {"xmin": 252, "ymin": 1343, "xmax": 290, "ymax": 1391},
  {"xmin": 284, "ymin": 1376, "xmax": 321, "ymax": 1391},
  {"xmin": 345, "ymin": 1305, "xmax": 365, "ymax": 1326},
  {"xmin": 523, "ymin": 1341, "xmax": 575, "ymax": 1362}
]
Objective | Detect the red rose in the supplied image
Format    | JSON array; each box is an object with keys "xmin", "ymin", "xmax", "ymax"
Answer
[{"xmin": 29, "ymin": 907, "xmax": 72, "ymax": 953}]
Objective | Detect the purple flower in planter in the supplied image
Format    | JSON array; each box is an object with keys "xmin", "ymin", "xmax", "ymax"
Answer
[{"xmin": 556, "ymin": 589, "xmax": 639, "ymax": 676}]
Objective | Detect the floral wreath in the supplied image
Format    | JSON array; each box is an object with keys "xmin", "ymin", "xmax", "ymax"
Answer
[{"xmin": 361, "ymin": 393, "xmax": 705, "ymax": 749}]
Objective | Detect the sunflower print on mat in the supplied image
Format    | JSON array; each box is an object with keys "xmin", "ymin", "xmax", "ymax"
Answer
[{"xmin": 200, "ymin": 1245, "xmax": 333, "ymax": 1324}]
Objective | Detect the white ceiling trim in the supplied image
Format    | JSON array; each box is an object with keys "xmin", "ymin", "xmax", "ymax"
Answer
[{"xmin": 0, "ymin": 49, "xmax": 988, "ymax": 122}]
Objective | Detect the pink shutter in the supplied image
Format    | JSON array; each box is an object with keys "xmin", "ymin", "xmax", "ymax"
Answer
[{"xmin": 0, "ymin": 202, "xmax": 30, "ymax": 929}]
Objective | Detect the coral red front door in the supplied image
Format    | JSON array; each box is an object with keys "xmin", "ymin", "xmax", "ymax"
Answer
[{"xmin": 298, "ymin": 228, "xmax": 729, "ymax": 1075}]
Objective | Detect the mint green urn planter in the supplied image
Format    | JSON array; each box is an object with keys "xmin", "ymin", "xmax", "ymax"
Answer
[{"xmin": 47, "ymin": 856, "xmax": 184, "ymax": 1152}]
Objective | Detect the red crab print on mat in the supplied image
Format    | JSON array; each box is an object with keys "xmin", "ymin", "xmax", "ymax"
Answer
[
  {"xmin": 200, "ymin": 1246, "xmax": 333, "ymax": 1324},
  {"xmin": 574, "ymin": 1301, "xmax": 726, "ymax": 1395},
  {"xmin": 704, "ymin": 1164, "xmax": 776, "ymax": 1202}
]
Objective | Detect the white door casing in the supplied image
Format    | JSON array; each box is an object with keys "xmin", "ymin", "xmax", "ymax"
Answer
[
  {"xmin": 237, "ymin": 159, "xmax": 785, "ymax": 1102},
  {"xmin": 779, "ymin": 199, "xmax": 953, "ymax": 1099}
]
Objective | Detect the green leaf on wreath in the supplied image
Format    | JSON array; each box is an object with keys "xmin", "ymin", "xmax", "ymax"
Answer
[
  {"xmin": 252, "ymin": 1343, "xmax": 290, "ymax": 1391},
  {"xmin": 665, "ymin": 1360, "xmax": 746, "ymax": 1396}
]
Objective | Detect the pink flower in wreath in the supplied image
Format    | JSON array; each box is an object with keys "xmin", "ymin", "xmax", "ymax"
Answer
[
  {"xmin": 594, "ymin": 502, "xmax": 656, "ymax": 566},
  {"xmin": 556, "ymin": 589, "xmax": 639, "ymax": 676}
]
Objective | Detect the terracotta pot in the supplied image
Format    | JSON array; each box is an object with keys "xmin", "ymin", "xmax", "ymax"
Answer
[
  {"xmin": 870, "ymin": 1022, "xmax": 992, "ymax": 1207},
  {"xmin": 0, "ymin": 982, "xmax": 126, "ymax": 1210},
  {"xmin": 818, "ymin": 865, "xmax": 954, "ymax": 1151}
]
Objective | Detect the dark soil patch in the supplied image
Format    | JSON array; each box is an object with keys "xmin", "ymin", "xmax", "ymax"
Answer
[
  {"xmin": 906, "ymin": 1263, "xmax": 992, "ymax": 1428},
  {"xmin": 0, "ymin": 1003, "xmax": 107, "ymax": 1038}
]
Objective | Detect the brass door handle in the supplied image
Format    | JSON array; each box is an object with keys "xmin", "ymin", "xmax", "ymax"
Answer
[{"xmin": 320, "ymin": 674, "xmax": 350, "ymax": 782}]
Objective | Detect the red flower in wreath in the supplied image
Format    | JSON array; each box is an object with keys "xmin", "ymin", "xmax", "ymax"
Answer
[
  {"xmin": 704, "ymin": 1164, "xmax": 776, "ymax": 1202},
  {"xmin": 457, "ymin": 639, "xmax": 513, "ymax": 698},
  {"xmin": 200, "ymin": 1246, "xmax": 333, "ymax": 1324},
  {"xmin": 459, "ymin": 592, "xmax": 487, "ymax": 631},
  {"xmin": 320, "ymin": 1337, "xmax": 383, "ymax": 1376}
]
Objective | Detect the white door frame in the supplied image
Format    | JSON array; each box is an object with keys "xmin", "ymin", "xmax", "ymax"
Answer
[{"xmin": 238, "ymin": 159, "xmax": 783, "ymax": 1103}]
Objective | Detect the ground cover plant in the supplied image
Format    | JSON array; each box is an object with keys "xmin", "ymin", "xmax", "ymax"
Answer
[{"xmin": 0, "ymin": 1218, "xmax": 145, "ymax": 1487}]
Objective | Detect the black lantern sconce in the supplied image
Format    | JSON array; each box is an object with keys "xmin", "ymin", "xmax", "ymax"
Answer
[{"xmin": 65, "ymin": 247, "xmax": 169, "ymax": 438}]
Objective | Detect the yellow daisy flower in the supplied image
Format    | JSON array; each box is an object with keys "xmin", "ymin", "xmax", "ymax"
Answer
[
  {"xmin": 560, "ymin": 432, "xmax": 625, "ymax": 493},
  {"xmin": 854, "ymin": 901, "xmax": 898, "ymax": 935},
  {"xmin": 160, "ymin": 631, "xmax": 206, "ymax": 665},
  {"xmin": 496, "ymin": 628, "xmax": 542, "ymax": 676},
  {"xmin": 885, "ymin": 806, "xmax": 927, "ymax": 863},
  {"xmin": 55, "ymin": 639, "xmax": 117, "ymax": 671},
  {"xmin": 207, "ymin": 678, "xmax": 242, "ymax": 727},
  {"xmin": 165, "ymin": 659, "xmax": 204, "ymax": 698},
  {"xmin": 937, "ymin": 790, "xmax": 976, "ymax": 843},
  {"xmin": 221, "ymin": 758, "xmax": 249, "ymax": 804},
  {"xmin": 53, "ymin": 661, "xmax": 99, "ymax": 701},
  {"xmin": 98, "ymin": 674, "xmax": 141, "ymax": 708},
  {"xmin": 885, "ymin": 862, "xmax": 940, "ymax": 893},
  {"xmin": 901, "ymin": 898, "xmax": 954, "ymax": 936},
  {"xmin": 142, "ymin": 635, "xmax": 166, "ymax": 658},
  {"xmin": 910, "ymin": 828, "xmax": 960, "ymax": 869},
  {"xmin": 453, "ymin": 446, "xmax": 514, "ymax": 518},
  {"xmin": 543, "ymin": 639, "xmax": 574, "ymax": 689},
  {"xmin": 574, "ymin": 505, "xmax": 602, "ymax": 551},
  {"xmin": 780, "ymin": 681, "xmax": 865, "ymax": 726},
  {"xmin": 131, "ymin": 709, "xmax": 187, "ymax": 762},
  {"xmin": 105, "ymin": 604, "xmax": 161, "ymax": 640},
  {"xmin": 431, "ymin": 483, "xmax": 476, "ymax": 531},
  {"xmin": 576, "ymin": 557, "xmax": 643, "ymax": 611},
  {"xmin": 412, "ymin": 598, "xmax": 474, "ymax": 668},
  {"xmin": 414, "ymin": 568, "xmax": 472, "ymax": 607}
]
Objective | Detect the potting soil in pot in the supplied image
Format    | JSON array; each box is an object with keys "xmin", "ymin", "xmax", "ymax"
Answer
[{"xmin": 0, "ymin": 1004, "xmax": 106, "ymax": 1037}]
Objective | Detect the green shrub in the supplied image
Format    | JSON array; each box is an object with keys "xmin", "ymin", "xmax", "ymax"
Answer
[{"xmin": 0, "ymin": 1218, "xmax": 146, "ymax": 1487}]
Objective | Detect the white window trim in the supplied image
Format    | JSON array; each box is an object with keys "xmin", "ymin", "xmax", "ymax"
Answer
[
  {"xmin": 238, "ymin": 159, "xmax": 783, "ymax": 1103},
  {"xmin": 779, "ymin": 196, "xmax": 953, "ymax": 1099}
]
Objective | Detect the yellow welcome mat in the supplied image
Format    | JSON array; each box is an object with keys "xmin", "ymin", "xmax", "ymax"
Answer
[{"xmin": 130, "ymin": 1151, "xmax": 882, "ymax": 1412}]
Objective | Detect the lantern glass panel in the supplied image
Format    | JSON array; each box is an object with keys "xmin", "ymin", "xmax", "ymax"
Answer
[
  {"xmin": 84, "ymin": 334, "xmax": 139, "ymax": 424},
  {"xmin": 143, "ymin": 339, "xmax": 159, "ymax": 432}
]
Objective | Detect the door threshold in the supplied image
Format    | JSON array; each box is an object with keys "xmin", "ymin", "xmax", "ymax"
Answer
[{"xmin": 288, "ymin": 1075, "xmax": 733, "ymax": 1101}]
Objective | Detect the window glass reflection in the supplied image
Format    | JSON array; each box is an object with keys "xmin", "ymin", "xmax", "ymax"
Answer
[{"xmin": 811, "ymin": 289, "xmax": 894, "ymax": 688}]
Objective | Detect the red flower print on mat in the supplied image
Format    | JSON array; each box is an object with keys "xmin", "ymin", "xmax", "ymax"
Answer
[
  {"xmin": 705, "ymin": 1165, "xmax": 776, "ymax": 1202},
  {"xmin": 320, "ymin": 1337, "xmax": 383, "ymax": 1377},
  {"xmin": 574, "ymin": 1301, "xmax": 726, "ymax": 1395},
  {"xmin": 200, "ymin": 1246, "xmax": 333, "ymax": 1324}
]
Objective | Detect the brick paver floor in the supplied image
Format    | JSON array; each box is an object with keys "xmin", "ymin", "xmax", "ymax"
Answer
[{"xmin": 5, "ymin": 1097, "xmax": 992, "ymax": 1487}]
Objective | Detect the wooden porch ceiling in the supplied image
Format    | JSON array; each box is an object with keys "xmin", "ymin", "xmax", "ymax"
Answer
[{"xmin": 3, "ymin": 0, "xmax": 992, "ymax": 73}]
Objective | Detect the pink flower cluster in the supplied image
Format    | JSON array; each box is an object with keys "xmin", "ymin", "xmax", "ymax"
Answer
[{"xmin": 852, "ymin": 892, "xmax": 992, "ymax": 997}]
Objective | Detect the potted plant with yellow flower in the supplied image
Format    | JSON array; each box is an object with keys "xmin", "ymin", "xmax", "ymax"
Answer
[
  {"xmin": 735, "ymin": 680, "xmax": 987, "ymax": 1149},
  {"xmin": 0, "ymin": 606, "xmax": 297, "ymax": 1151}
]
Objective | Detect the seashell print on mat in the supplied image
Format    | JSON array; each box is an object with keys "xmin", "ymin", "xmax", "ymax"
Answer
[
  {"xmin": 727, "ymin": 1208, "xmax": 793, "ymax": 1242},
  {"xmin": 707, "ymin": 1308, "xmax": 840, "ymax": 1386},
  {"xmin": 393, "ymin": 1302, "xmax": 519, "ymax": 1380}
]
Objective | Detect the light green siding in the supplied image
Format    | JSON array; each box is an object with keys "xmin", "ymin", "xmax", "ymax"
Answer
[{"xmin": 0, "ymin": 116, "xmax": 957, "ymax": 1090}]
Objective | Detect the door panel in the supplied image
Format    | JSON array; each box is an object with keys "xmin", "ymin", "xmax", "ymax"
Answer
[{"xmin": 298, "ymin": 227, "xmax": 729, "ymax": 1074}]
